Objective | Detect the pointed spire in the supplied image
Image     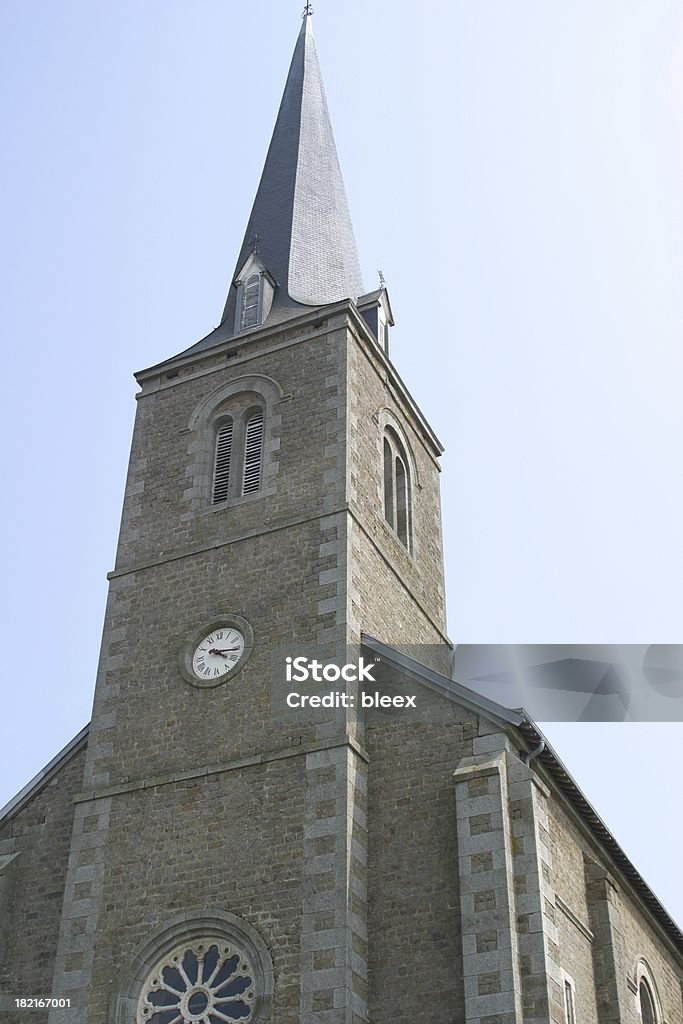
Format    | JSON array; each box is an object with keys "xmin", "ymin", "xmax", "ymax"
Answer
[{"xmin": 221, "ymin": 14, "xmax": 364, "ymax": 330}]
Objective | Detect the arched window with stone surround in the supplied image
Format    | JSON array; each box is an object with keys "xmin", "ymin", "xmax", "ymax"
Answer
[
  {"xmin": 112, "ymin": 910, "xmax": 274, "ymax": 1024},
  {"xmin": 187, "ymin": 374, "xmax": 282, "ymax": 513},
  {"xmin": 639, "ymin": 981, "xmax": 657, "ymax": 1024},
  {"xmin": 138, "ymin": 938, "xmax": 256, "ymax": 1023},
  {"xmin": 210, "ymin": 404, "xmax": 265, "ymax": 506},
  {"xmin": 633, "ymin": 958, "xmax": 662, "ymax": 1024},
  {"xmin": 382, "ymin": 426, "xmax": 412, "ymax": 550}
]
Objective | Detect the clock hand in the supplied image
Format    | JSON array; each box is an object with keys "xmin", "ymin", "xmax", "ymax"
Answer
[{"xmin": 208, "ymin": 647, "xmax": 240, "ymax": 656}]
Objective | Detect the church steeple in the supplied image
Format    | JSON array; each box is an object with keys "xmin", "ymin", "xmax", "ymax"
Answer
[{"xmin": 221, "ymin": 12, "xmax": 365, "ymax": 333}]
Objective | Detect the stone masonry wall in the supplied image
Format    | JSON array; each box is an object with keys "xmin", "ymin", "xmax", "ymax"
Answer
[
  {"xmin": 348, "ymin": 525, "xmax": 448, "ymax": 655},
  {"xmin": 83, "ymin": 518, "xmax": 343, "ymax": 790},
  {"xmin": 346, "ymin": 327, "xmax": 448, "ymax": 647},
  {"xmin": 364, "ymin": 693, "xmax": 480, "ymax": 1024},
  {"xmin": 87, "ymin": 758, "xmax": 305, "ymax": 1024},
  {"xmin": 0, "ymin": 742, "xmax": 87, "ymax": 1023},
  {"xmin": 548, "ymin": 796, "xmax": 683, "ymax": 1024},
  {"xmin": 115, "ymin": 316, "xmax": 351, "ymax": 575}
]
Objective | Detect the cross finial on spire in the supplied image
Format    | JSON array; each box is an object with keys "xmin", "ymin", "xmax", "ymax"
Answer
[
  {"xmin": 378, "ymin": 269, "xmax": 386, "ymax": 289},
  {"xmin": 251, "ymin": 232, "xmax": 261, "ymax": 255},
  {"xmin": 302, "ymin": 2, "xmax": 313, "ymax": 17}
]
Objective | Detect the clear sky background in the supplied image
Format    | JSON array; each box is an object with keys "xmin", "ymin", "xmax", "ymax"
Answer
[{"xmin": 1, "ymin": 1, "xmax": 682, "ymax": 928}]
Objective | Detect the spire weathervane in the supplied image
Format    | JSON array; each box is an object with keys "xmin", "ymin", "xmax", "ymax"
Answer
[{"xmin": 302, "ymin": 2, "xmax": 313, "ymax": 16}]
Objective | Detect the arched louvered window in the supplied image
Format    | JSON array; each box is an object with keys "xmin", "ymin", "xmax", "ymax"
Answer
[
  {"xmin": 382, "ymin": 427, "xmax": 412, "ymax": 551},
  {"xmin": 212, "ymin": 419, "xmax": 233, "ymax": 504},
  {"xmin": 193, "ymin": 377, "xmax": 279, "ymax": 512},
  {"xmin": 241, "ymin": 274, "xmax": 261, "ymax": 330},
  {"xmin": 242, "ymin": 411, "xmax": 264, "ymax": 495},
  {"xmin": 639, "ymin": 983, "xmax": 656, "ymax": 1024}
]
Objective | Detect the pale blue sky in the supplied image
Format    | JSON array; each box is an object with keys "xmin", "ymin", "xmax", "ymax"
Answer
[{"xmin": 1, "ymin": 2, "xmax": 682, "ymax": 927}]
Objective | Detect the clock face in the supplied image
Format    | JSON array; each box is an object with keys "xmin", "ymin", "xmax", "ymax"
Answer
[{"xmin": 191, "ymin": 627, "xmax": 245, "ymax": 682}]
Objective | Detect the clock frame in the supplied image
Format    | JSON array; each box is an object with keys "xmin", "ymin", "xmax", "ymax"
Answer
[{"xmin": 178, "ymin": 614, "xmax": 254, "ymax": 688}]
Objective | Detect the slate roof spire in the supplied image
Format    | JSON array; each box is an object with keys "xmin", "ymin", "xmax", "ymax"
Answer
[{"xmin": 221, "ymin": 12, "xmax": 365, "ymax": 331}]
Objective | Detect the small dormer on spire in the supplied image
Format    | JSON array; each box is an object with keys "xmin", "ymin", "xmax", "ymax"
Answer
[
  {"xmin": 358, "ymin": 285, "xmax": 395, "ymax": 356},
  {"xmin": 233, "ymin": 252, "xmax": 276, "ymax": 334}
]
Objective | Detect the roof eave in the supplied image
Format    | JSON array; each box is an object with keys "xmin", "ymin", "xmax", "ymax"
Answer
[
  {"xmin": 133, "ymin": 298, "xmax": 356, "ymax": 382},
  {"xmin": 517, "ymin": 718, "xmax": 683, "ymax": 960},
  {"xmin": 0, "ymin": 724, "xmax": 89, "ymax": 825}
]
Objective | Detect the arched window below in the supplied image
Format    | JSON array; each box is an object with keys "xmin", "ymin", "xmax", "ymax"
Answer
[
  {"xmin": 639, "ymin": 982, "xmax": 656, "ymax": 1024},
  {"xmin": 138, "ymin": 939, "xmax": 257, "ymax": 1022},
  {"xmin": 382, "ymin": 427, "xmax": 412, "ymax": 551},
  {"xmin": 395, "ymin": 454, "xmax": 408, "ymax": 545},
  {"xmin": 563, "ymin": 979, "xmax": 576, "ymax": 1024},
  {"xmin": 383, "ymin": 438, "xmax": 394, "ymax": 527},
  {"xmin": 111, "ymin": 909, "xmax": 274, "ymax": 1024}
]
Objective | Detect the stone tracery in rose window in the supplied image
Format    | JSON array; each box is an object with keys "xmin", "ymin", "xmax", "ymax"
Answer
[{"xmin": 137, "ymin": 939, "xmax": 255, "ymax": 1024}]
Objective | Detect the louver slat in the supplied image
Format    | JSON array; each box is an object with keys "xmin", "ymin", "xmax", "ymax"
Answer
[
  {"xmin": 242, "ymin": 275, "xmax": 261, "ymax": 329},
  {"xmin": 242, "ymin": 413, "xmax": 264, "ymax": 495},
  {"xmin": 212, "ymin": 421, "xmax": 233, "ymax": 503}
]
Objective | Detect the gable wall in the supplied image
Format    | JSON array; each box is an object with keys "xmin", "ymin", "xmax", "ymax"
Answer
[{"xmin": 0, "ymin": 742, "xmax": 87, "ymax": 1023}]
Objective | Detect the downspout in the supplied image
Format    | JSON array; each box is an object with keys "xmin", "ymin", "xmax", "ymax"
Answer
[{"xmin": 523, "ymin": 739, "xmax": 545, "ymax": 767}]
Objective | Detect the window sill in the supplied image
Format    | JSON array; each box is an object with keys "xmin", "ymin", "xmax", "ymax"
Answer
[
  {"xmin": 194, "ymin": 488, "xmax": 275, "ymax": 516},
  {"xmin": 380, "ymin": 516, "xmax": 415, "ymax": 562}
]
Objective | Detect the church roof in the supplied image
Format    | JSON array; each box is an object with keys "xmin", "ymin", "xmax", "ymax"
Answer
[{"xmin": 166, "ymin": 13, "xmax": 364, "ymax": 364}]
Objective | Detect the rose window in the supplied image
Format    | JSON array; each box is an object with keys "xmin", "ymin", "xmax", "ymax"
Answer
[{"xmin": 137, "ymin": 940, "xmax": 255, "ymax": 1024}]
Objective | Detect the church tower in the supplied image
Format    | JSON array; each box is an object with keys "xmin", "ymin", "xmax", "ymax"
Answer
[
  {"xmin": 43, "ymin": 11, "xmax": 449, "ymax": 1024},
  {"xmin": 4, "ymin": 11, "xmax": 681, "ymax": 1024}
]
